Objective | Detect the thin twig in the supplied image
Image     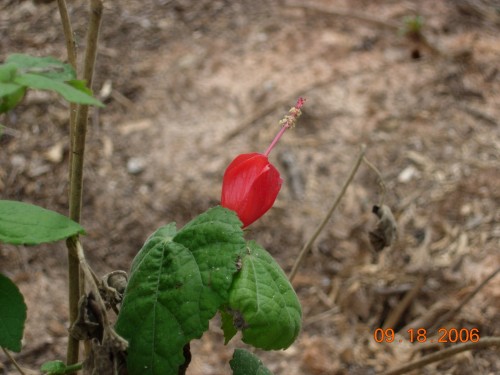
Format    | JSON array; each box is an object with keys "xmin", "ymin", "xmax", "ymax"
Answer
[
  {"xmin": 286, "ymin": 1, "xmax": 400, "ymax": 31},
  {"xmin": 379, "ymin": 336, "xmax": 500, "ymax": 375},
  {"xmin": 383, "ymin": 274, "xmax": 424, "ymax": 330},
  {"xmin": 288, "ymin": 145, "xmax": 367, "ymax": 283},
  {"xmin": 363, "ymin": 156, "xmax": 386, "ymax": 207},
  {"xmin": 1, "ymin": 347, "xmax": 25, "ymax": 375},
  {"xmin": 65, "ymin": 0, "xmax": 103, "ymax": 368},
  {"xmin": 429, "ymin": 266, "xmax": 500, "ymax": 332}
]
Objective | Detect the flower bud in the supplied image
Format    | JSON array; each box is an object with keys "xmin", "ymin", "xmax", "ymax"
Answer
[{"xmin": 221, "ymin": 153, "xmax": 282, "ymax": 228}]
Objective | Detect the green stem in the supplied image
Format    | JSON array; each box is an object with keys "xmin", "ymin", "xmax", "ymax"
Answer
[
  {"xmin": 64, "ymin": 363, "xmax": 84, "ymax": 374},
  {"xmin": 56, "ymin": 0, "xmax": 78, "ymax": 184},
  {"xmin": 65, "ymin": 0, "xmax": 103, "ymax": 369}
]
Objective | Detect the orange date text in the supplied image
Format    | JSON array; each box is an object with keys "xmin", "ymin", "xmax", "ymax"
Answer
[{"xmin": 373, "ymin": 328, "xmax": 480, "ymax": 344}]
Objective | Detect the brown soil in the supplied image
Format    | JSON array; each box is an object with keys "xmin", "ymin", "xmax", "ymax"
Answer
[{"xmin": 1, "ymin": 0, "xmax": 499, "ymax": 374}]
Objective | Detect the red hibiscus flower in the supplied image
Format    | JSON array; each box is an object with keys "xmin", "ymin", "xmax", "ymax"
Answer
[{"xmin": 221, "ymin": 98, "xmax": 305, "ymax": 227}]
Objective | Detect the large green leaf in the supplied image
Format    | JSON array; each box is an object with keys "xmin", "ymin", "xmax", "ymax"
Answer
[
  {"xmin": 224, "ymin": 241, "xmax": 302, "ymax": 350},
  {"xmin": 0, "ymin": 273, "xmax": 27, "ymax": 352},
  {"xmin": 0, "ymin": 200, "xmax": 85, "ymax": 245},
  {"xmin": 14, "ymin": 74, "xmax": 103, "ymax": 107},
  {"xmin": 115, "ymin": 206, "xmax": 245, "ymax": 375},
  {"xmin": 230, "ymin": 349, "xmax": 273, "ymax": 375}
]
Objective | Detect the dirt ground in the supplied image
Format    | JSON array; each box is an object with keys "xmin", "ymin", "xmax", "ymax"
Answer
[{"xmin": 1, "ymin": 0, "xmax": 499, "ymax": 374}]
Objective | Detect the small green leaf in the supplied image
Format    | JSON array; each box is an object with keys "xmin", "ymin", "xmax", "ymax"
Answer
[
  {"xmin": 0, "ymin": 273, "xmax": 27, "ymax": 352},
  {"xmin": 66, "ymin": 79, "xmax": 94, "ymax": 96},
  {"xmin": 0, "ymin": 82, "xmax": 23, "ymax": 97},
  {"xmin": 14, "ymin": 74, "xmax": 104, "ymax": 107},
  {"xmin": 0, "ymin": 200, "xmax": 86, "ymax": 245},
  {"xmin": 225, "ymin": 241, "xmax": 302, "ymax": 350},
  {"xmin": 229, "ymin": 349, "xmax": 273, "ymax": 375},
  {"xmin": 0, "ymin": 63, "xmax": 18, "ymax": 82},
  {"xmin": 40, "ymin": 360, "xmax": 67, "ymax": 374},
  {"xmin": 40, "ymin": 360, "xmax": 82, "ymax": 374},
  {"xmin": 220, "ymin": 309, "xmax": 238, "ymax": 345},
  {"xmin": 115, "ymin": 206, "xmax": 245, "ymax": 375},
  {"xmin": 0, "ymin": 86, "xmax": 26, "ymax": 113},
  {"xmin": 6, "ymin": 54, "xmax": 75, "ymax": 81}
]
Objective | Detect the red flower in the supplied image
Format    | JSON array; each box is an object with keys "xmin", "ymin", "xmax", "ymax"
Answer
[
  {"xmin": 221, "ymin": 98, "xmax": 305, "ymax": 227},
  {"xmin": 221, "ymin": 153, "xmax": 282, "ymax": 227}
]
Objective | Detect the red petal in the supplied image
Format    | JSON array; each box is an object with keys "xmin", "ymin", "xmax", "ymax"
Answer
[
  {"xmin": 221, "ymin": 153, "xmax": 282, "ymax": 227},
  {"xmin": 236, "ymin": 163, "xmax": 282, "ymax": 227},
  {"xmin": 221, "ymin": 153, "xmax": 268, "ymax": 209}
]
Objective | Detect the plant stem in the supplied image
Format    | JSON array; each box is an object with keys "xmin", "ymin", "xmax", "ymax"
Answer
[
  {"xmin": 288, "ymin": 144, "xmax": 366, "ymax": 283},
  {"xmin": 56, "ymin": 0, "xmax": 78, "ymax": 182},
  {"xmin": 64, "ymin": 363, "xmax": 84, "ymax": 374},
  {"xmin": 65, "ymin": 0, "xmax": 103, "ymax": 368},
  {"xmin": 379, "ymin": 337, "xmax": 500, "ymax": 375},
  {"xmin": 1, "ymin": 347, "xmax": 25, "ymax": 375},
  {"xmin": 56, "ymin": 0, "xmax": 77, "ymax": 70}
]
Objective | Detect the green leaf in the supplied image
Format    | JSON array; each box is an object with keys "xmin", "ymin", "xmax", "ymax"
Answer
[
  {"xmin": 225, "ymin": 241, "xmax": 302, "ymax": 350},
  {"xmin": 14, "ymin": 74, "xmax": 104, "ymax": 107},
  {"xmin": 40, "ymin": 360, "xmax": 67, "ymax": 374},
  {"xmin": 0, "ymin": 85, "xmax": 26, "ymax": 113},
  {"xmin": 40, "ymin": 360, "xmax": 82, "ymax": 374},
  {"xmin": 0, "ymin": 82, "xmax": 23, "ymax": 97},
  {"xmin": 0, "ymin": 63, "xmax": 18, "ymax": 82},
  {"xmin": 0, "ymin": 273, "xmax": 27, "ymax": 352},
  {"xmin": 6, "ymin": 54, "xmax": 75, "ymax": 81},
  {"xmin": 66, "ymin": 79, "xmax": 94, "ymax": 96},
  {"xmin": 129, "ymin": 223, "xmax": 177, "ymax": 275},
  {"xmin": 0, "ymin": 200, "xmax": 86, "ymax": 245},
  {"xmin": 115, "ymin": 206, "xmax": 245, "ymax": 375},
  {"xmin": 0, "ymin": 54, "xmax": 103, "ymax": 110},
  {"xmin": 220, "ymin": 309, "xmax": 238, "ymax": 345},
  {"xmin": 229, "ymin": 349, "xmax": 273, "ymax": 375}
]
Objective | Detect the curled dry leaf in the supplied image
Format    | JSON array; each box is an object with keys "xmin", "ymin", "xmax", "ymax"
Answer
[
  {"xmin": 369, "ymin": 204, "xmax": 397, "ymax": 252},
  {"xmin": 100, "ymin": 270, "xmax": 128, "ymax": 310},
  {"xmin": 69, "ymin": 293, "xmax": 104, "ymax": 342}
]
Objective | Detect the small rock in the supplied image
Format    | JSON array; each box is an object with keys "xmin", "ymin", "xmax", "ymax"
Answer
[
  {"xmin": 398, "ymin": 165, "xmax": 419, "ymax": 183},
  {"xmin": 127, "ymin": 157, "xmax": 146, "ymax": 175},
  {"xmin": 44, "ymin": 142, "xmax": 64, "ymax": 164}
]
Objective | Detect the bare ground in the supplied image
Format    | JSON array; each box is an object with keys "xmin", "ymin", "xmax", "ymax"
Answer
[{"xmin": 1, "ymin": 0, "xmax": 499, "ymax": 374}]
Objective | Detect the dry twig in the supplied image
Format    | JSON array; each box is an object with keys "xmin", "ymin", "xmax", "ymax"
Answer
[
  {"xmin": 379, "ymin": 336, "xmax": 500, "ymax": 375},
  {"xmin": 429, "ymin": 266, "xmax": 500, "ymax": 332},
  {"xmin": 383, "ymin": 274, "xmax": 425, "ymax": 330},
  {"xmin": 288, "ymin": 145, "xmax": 366, "ymax": 283},
  {"xmin": 1, "ymin": 347, "xmax": 25, "ymax": 375},
  {"xmin": 285, "ymin": 1, "xmax": 400, "ymax": 30}
]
